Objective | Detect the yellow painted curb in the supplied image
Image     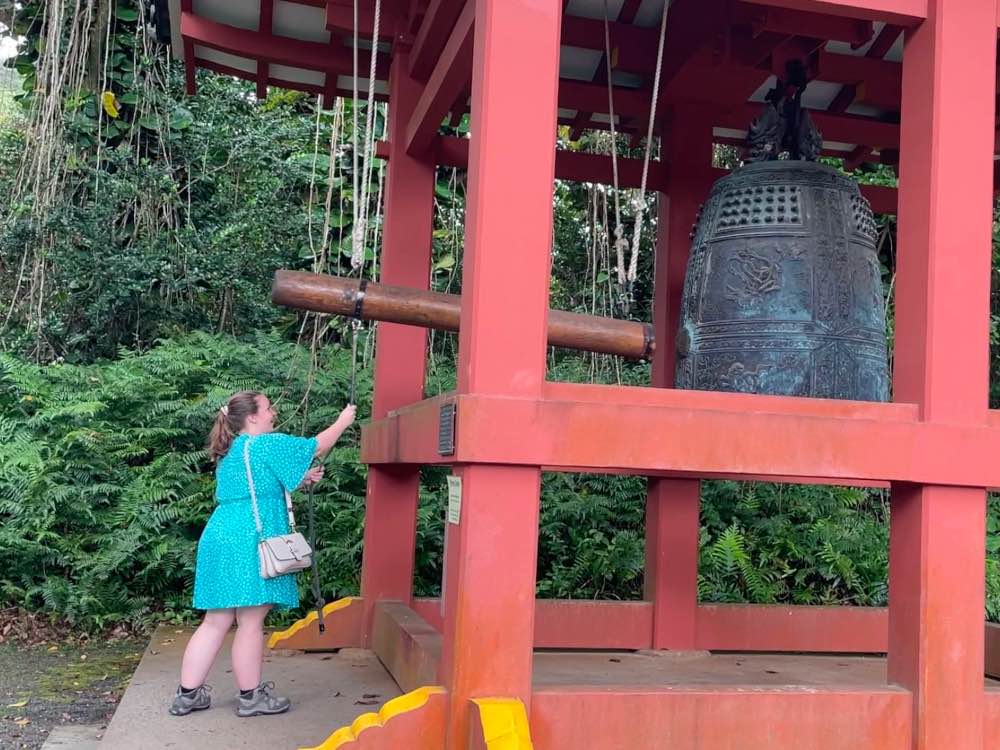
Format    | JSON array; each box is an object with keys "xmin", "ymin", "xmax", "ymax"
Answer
[
  {"xmin": 472, "ymin": 698, "xmax": 534, "ymax": 750},
  {"xmin": 267, "ymin": 597, "xmax": 357, "ymax": 649},
  {"xmin": 299, "ymin": 686, "xmax": 446, "ymax": 750}
]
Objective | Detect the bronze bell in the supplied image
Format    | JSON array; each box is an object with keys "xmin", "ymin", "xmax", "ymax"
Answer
[{"xmin": 674, "ymin": 63, "xmax": 889, "ymax": 402}]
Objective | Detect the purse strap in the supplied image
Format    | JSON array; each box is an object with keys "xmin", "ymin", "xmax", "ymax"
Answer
[{"xmin": 243, "ymin": 437, "xmax": 297, "ymax": 540}]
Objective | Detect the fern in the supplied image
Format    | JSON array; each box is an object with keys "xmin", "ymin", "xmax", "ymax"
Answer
[{"xmin": 0, "ymin": 333, "xmax": 370, "ymax": 630}]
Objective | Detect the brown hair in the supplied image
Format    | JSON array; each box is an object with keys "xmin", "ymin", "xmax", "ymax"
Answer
[{"xmin": 206, "ymin": 390, "xmax": 263, "ymax": 462}]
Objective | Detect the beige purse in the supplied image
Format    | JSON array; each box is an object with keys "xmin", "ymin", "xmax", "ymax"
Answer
[{"xmin": 243, "ymin": 438, "xmax": 312, "ymax": 579}]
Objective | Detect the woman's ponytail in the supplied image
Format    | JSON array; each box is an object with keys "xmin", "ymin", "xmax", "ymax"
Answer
[{"xmin": 205, "ymin": 391, "xmax": 262, "ymax": 462}]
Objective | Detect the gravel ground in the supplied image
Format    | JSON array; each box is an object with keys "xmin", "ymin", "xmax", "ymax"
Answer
[{"xmin": 0, "ymin": 639, "xmax": 143, "ymax": 749}]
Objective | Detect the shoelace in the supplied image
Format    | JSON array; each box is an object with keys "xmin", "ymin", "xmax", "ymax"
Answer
[{"xmin": 251, "ymin": 681, "xmax": 280, "ymax": 705}]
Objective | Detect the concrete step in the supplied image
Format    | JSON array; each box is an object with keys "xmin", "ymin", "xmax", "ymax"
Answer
[{"xmin": 40, "ymin": 724, "xmax": 104, "ymax": 750}]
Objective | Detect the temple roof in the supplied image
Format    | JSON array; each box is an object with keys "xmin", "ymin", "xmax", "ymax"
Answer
[{"xmin": 165, "ymin": 0, "xmax": 933, "ymax": 167}]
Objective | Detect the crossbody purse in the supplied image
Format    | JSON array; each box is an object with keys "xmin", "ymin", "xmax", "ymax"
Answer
[{"xmin": 243, "ymin": 438, "xmax": 312, "ymax": 579}]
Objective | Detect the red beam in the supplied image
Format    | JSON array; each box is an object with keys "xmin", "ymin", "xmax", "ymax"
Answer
[
  {"xmin": 194, "ymin": 56, "xmax": 391, "ymax": 103},
  {"xmin": 447, "ymin": 62, "xmax": 906, "ymax": 153},
  {"xmin": 730, "ymin": 28, "xmax": 794, "ymax": 68},
  {"xmin": 404, "ymin": 0, "xmax": 474, "ymax": 155},
  {"xmin": 378, "ymin": 135, "xmax": 667, "ymax": 190},
  {"xmin": 180, "ymin": 11, "xmax": 387, "ymax": 77},
  {"xmin": 559, "ymin": 78, "xmax": 652, "ymax": 123},
  {"xmin": 859, "ymin": 184, "xmax": 896, "ymax": 215},
  {"xmin": 560, "ymin": 15, "xmax": 659, "ymax": 77},
  {"xmin": 867, "ymin": 22, "xmax": 903, "ymax": 58},
  {"xmin": 561, "ymin": 3, "xmax": 876, "ymax": 74},
  {"xmin": 412, "ymin": 599, "xmax": 898, "ymax": 653},
  {"xmin": 563, "ymin": 0, "xmax": 647, "ymax": 140},
  {"xmin": 845, "ymin": 145, "xmax": 874, "ymax": 170},
  {"xmin": 987, "ymin": 691, "xmax": 1000, "ymax": 743},
  {"xmin": 664, "ymin": 47, "xmax": 773, "ymax": 106},
  {"xmin": 409, "ymin": 0, "xmax": 466, "ymax": 81},
  {"xmin": 183, "ymin": 38, "xmax": 197, "ymax": 95},
  {"xmin": 719, "ymin": 103, "xmax": 901, "ymax": 149},
  {"xmin": 195, "ymin": 57, "xmax": 323, "ymax": 96},
  {"xmin": 734, "ymin": 2, "xmax": 874, "ymax": 45},
  {"xmin": 815, "ymin": 48, "xmax": 901, "ymax": 110},
  {"xmin": 828, "ymin": 83, "xmax": 857, "ymax": 113},
  {"xmin": 389, "ymin": 135, "xmax": 893, "ymax": 210},
  {"xmin": 696, "ymin": 605, "xmax": 887, "ymax": 652},
  {"xmin": 752, "ymin": 0, "xmax": 927, "ymax": 25},
  {"xmin": 769, "ymin": 35, "xmax": 827, "ymax": 77},
  {"xmin": 361, "ymin": 387, "xmax": 1000, "ymax": 488},
  {"xmin": 530, "ymin": 689, "xmax": 912, "ymax": 750},
  {"xmin": 256, "ymin": 0, "xmax": 273, "ymax": 99},
  {"xmin": 657, "ymin": 0, "xmax": 731, "ymax": 93},
  {"xmin": 987, "ymin": 622, "xmax": 1000, "ymax": 678},
  {"xmin": 372, "ymin": 601, "xmax": 441, "ymax": 693},
  {"xmin": 326, "ymin": 0, "xmax": 396, "ymax": 39}
]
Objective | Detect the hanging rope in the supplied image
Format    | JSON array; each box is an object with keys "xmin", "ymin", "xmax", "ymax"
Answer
[
  {"xmin": 301, "ymin": 1, "xmax": 383, "ymax": 636},
  {"xmin": 601, "ymin": 0, "xmax": 669, "ymax": 315},
  {"xmin": 346, "ymin": 0, "xmax": 383, "ymax": 406},
  {"xmin": 626, "ymin": 0, "xmax": 670, "ymax": 292},
  {"xmin": 601, "ymin": 0, "xmax": 629, "ymax": 294},
  {"xmin": 351, "ymin": 0, "xmax": 383, "ymax": 272}
]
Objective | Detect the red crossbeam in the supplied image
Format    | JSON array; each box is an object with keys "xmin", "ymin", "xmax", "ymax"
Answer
[
  {"xmin": 180, "ymin": 11, "xmax": 386, "ymax": 77},
  {"xmin": 362, "ymin": 388, "xmax": 1000, "ymax": 488},
  {"xmin": 754, "ymin": 0, "xmax": 926, "ymax": 25},
  {"xmin": 409, "ymin": 0, "xmax": 466, "ymax": 81},
  {"xmin": 326, "ymin": 0, "xmax": 395, "ymax": 38},
  {"xmin": 404, "ymin": 0, "xmax": 474, "ymax": 155},
  {"xmin": 734, "ymin": 2, "xmax": 874, "ymax": 44}
]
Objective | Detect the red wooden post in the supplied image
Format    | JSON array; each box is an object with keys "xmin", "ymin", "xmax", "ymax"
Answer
[
  {"xmin": 889, "ymin": 2, "xmax": 996, "ymax": 749},
  {"xmin": 359, "ymin": 45, "xmax": 436, "ymax": 643},
  {"xmin": 438, "ymin": 0, "xmax": 561, "ymax": 746},
  {"xmin": 646, "ymin": 107, "xmax": 716, "ymax": 649}
]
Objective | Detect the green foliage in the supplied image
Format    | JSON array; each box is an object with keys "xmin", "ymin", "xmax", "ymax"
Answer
[
  {"xmin": 700, "ymin": 482, "xmax": 889, "ymax": 606},
  {"xmin": 536, "ymin": 472, "xmax": 647, "ymax": 599},
  {"xmin": 0, "ymin": 333, "xmax": 371, "ymax": 629}
]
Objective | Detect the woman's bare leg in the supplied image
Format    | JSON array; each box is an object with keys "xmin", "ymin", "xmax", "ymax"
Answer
[
  {"xmin": 179, "ymin": 609, "xmax": 235, "ymax": 688},
  {"xmin": 232, "ymin": 605, "xmax": 272, "ymax": 691}
]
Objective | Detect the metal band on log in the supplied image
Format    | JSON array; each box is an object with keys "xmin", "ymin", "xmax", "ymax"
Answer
[{"xmin": 272, "ymin": 270, "xmax": 655, "ymax": 360}]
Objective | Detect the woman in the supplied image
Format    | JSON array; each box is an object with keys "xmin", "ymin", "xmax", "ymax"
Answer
[{"xmin": 169, "ymin": 390, "xmax": 356, "ymax": 717}]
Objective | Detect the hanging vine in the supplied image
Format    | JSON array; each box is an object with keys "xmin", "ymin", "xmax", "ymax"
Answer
[{"xmin": 1, "ymin": 0, "xmax": 196, "ymax": 359}]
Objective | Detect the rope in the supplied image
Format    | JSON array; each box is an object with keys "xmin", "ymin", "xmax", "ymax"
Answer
[
  {"xmin": 300, "ymin": 0, "xmax": 380, "ymax": 635},
  {"xmin": 305, "ymin": 464, "xmax": 327, "ymax": 632},
  {"xmin": 627, "ymin": 0, "xmax": 670, "ymax": 288},
  {"xmin": 601, "ymin": 0, "xmax": 628, "ymax": 291},
  {"xmin": 351, "ymin": 0, "xmax": 383, "ymax": 272},
  {"xmin": 348, "ymin": 0, "xmax": 381, "ymax": 405},
  {"xmin": 601, "ymin": 0, "xmax": 669, "ymax": 314},
  {"xmin": 351, "ymin": 2, "xmax": 359, "ymax": 268}
]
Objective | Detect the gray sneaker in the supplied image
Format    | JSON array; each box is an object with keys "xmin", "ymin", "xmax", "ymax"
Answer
[
  {"xmin": 169, "ymin": 685, "xmax": 212, "ymax": 716},
  {"xmin": 236, "ymin": 681, "xmax": 291, "ymax": 717}
]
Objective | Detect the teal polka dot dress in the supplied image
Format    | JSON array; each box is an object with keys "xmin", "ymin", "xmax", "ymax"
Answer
[{"xmin": 193, "ymin": 432, "xmax": 318, "ymax": 611}]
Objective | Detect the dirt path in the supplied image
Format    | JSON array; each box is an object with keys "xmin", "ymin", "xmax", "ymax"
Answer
[{"xmin": 0, "ymin": 639, "xmax": 144, "ymax": 749}]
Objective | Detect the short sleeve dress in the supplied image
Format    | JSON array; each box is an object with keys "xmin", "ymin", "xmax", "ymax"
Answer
[{"xmin": 193, "ymin": 432, "xmax": 318, "ymax": 610}]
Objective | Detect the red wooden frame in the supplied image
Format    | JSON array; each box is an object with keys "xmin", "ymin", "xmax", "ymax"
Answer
[{"xmin": 181, "ymin": 0, "xmax": 1000, "ymax": 747}]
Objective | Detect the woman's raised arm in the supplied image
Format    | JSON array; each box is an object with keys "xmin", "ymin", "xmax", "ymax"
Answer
[{"xmin": 314, "ymin": 404, "xmax": 357, "ymax": 457}]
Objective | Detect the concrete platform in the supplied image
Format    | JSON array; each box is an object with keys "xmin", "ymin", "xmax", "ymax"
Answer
[
  {"xmin": 100, "ymin": 626, "xmax": 401, "ymax": 750},
  {"xmin": 102, "ymin": 624, "xmax": 1000, "ymax": 749}
]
